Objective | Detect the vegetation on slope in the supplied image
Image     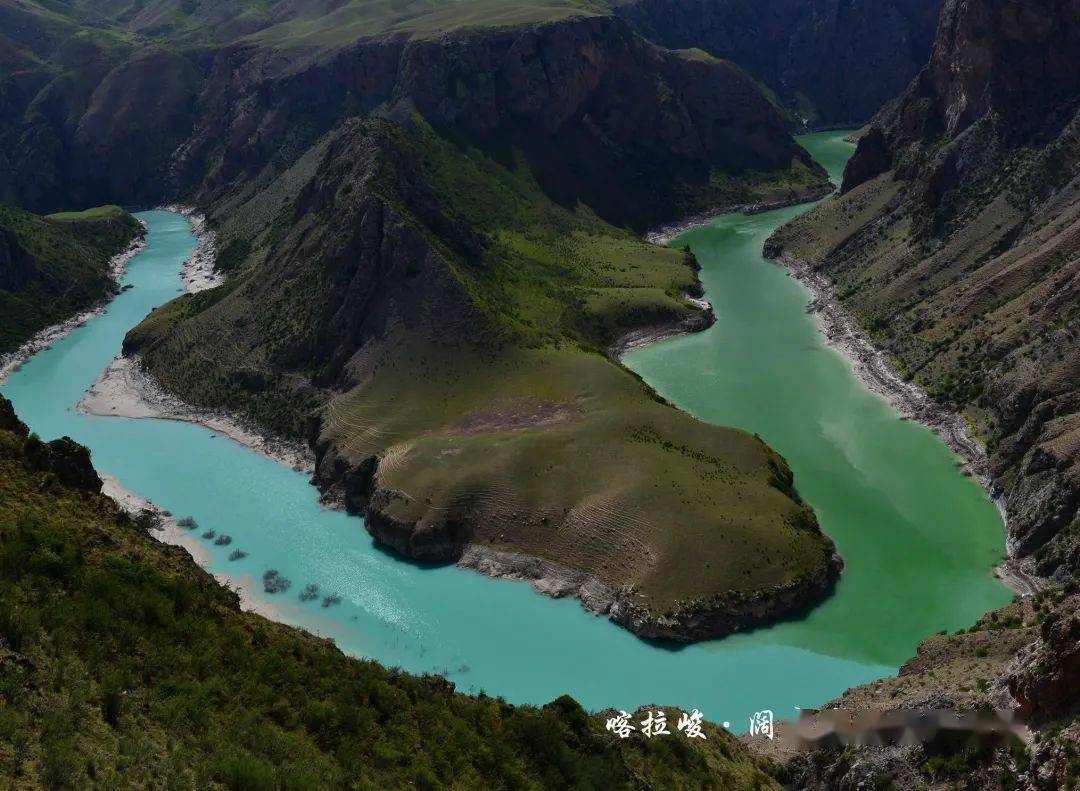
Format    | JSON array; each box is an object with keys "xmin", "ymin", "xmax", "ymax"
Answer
[
  {"xmin": 0, "ymin": 395, "xmax": 783, "ymax": 789},
  {"xmin": 127, "ymin": 116, "xmax": 839, "ymax": 641},
  {"xmin": 0, "ymin": 204, "xmax": 140, "ymax": 355},
  {"xmin": 2, "ymin": 0, "xmax": 829, "ymax": 218}
]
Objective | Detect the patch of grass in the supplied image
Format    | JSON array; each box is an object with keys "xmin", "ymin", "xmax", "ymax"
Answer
[{"xmin": 322, "ymin": 341, "xmax": 831, "ymax": 613}]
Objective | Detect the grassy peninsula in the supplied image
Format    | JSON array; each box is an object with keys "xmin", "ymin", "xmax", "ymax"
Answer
[
  {"xmin": 127, "ymin": 115, "xmax": 839, "ymax": 641},
  {"xmin": 3, "ymin": 0, "xmax": 840, "ymax": 641}
]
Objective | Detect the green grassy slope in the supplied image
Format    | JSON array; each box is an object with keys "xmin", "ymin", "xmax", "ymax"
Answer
[
  {"xmin": 29, "ymin": 0, "xmax": 611, "ymax": 45},
  {"xmin": 0, "ymin": 395, "xmax": 783, "ymax": 788},
  {"xmin": 0, "ymin": 204, "xmax": 140, "ymax": 355},
  {"xmin": 128, "ymin": 117, "xmax": 839, "ymax": 640}
]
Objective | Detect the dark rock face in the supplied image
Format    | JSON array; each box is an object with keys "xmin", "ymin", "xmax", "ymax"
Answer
[
  {"xmin": 0, "ymin": 395, "xmax": 28, "ymax": 437},
  {"xmin": 839, "ymin": 126, "xmax": 890, "ymax": 192},
  {"xmin": 845, "ymin": 0, "xmax": 1080, "ymax": 189},
  {"xmin": 3, "ymin": 15, "xmax": 814, "ymax": 230},
  {"xmin": 615, "ymin": 0, "xmax": 943, "ymax": 126},
  {"xmin": 25, "ymin": 435, "xmax": 103, "ymax": 492},
  {"xmin": 1009, "ymin": 609, "xmax": 1080, "ymax": 722}
]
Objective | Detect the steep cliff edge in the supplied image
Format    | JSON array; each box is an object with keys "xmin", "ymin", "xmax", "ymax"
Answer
[
  {"xmin": 766, "ymin": 0, "xmax": 1080, "ymax": 582},
  {"xmin": 614, "ymin": 0, "xmax": 943, "ymax": 127}
]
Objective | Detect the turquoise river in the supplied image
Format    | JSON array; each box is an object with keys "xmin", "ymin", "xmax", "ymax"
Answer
[{"xmin": 1, "ymin": 131, "xmax": 1011, "ymax": 732}]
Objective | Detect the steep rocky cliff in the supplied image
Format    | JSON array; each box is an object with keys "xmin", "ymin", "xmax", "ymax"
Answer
[
  {"xmin": 2, "ymin": 7, "xmax": 824, "ymax": 226},
  {"xmin": 767, "ymin": 0, "xmax": 1080, "ymax": 581},
  {"xmin": 614, "ymin": 0, "xmax": 943, "ymax": 126}
]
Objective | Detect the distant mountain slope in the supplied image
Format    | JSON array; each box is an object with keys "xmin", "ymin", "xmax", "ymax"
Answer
[
  {"xmin": 0, "ymin": 393, "xmax": 783, "ymax": 788},
  {"xmin": 613, "ymin": 0, "xmax": 943, "ymax": 126},
  {"xmin": 0, "ymin": 3, "xmax": 826, "ymax": 223},
  {"xmin": 0, "ymin": 204, "xmax": 141, "ymax": 355},
  {"xmin": 766, "ymin": 0, "xmax": 1079, "ymax": 579}
]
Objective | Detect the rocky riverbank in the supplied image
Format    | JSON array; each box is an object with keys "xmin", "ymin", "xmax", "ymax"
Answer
[
  {"xmin": 644, "ymin": 184, "xmax": 834, "ymax": 246},
  {"xmin": 608, "ymin": 294, "xmax": 716, "ymax": 362},
  {"xmin": 765, "ymin": 250, "xmax": 1048, "ymax": 597},
  {"xmin": 158, "ymin": 204, "xmax": 222, "ymax": 293},
  {"xmin": 767, "ymin": 252, "xmax": 994, "ymax": 489},
  {"xmin": 79, "ymin": 355, "xmax": 314, "ymax": 474}
]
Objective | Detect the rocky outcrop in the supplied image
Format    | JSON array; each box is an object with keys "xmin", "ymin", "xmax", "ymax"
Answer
[
  {"xmin": 0, "ymin": 395, "xmax": 28, "ymax": 437},
  {"xmin": 25, "ymin": 435, "xmax": 103, "ymax": 492},
  {"xmin": 839, "ymin": 126, "xmax": 890, "ymax": 192},
  {"xmin": 615, "ymin": 0, "xmax": 943, "ymax": 126},
  {"xmin": 1009, "ymin": 605, "xmax": 1080, "ymax": 722}
]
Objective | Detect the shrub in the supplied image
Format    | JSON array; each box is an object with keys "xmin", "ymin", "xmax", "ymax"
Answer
[
  {"xmin": 211, "ymin": 752, "xmax": 276, "ymax": 791},
  {"xmin": 262, "ymin": 570, "xmax": 291, "ymax": 594}
]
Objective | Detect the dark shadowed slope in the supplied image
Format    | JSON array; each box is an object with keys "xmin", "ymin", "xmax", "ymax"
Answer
[{"xmin": 613, "ymin": 0, "xmax": 943, "ymax": 126}]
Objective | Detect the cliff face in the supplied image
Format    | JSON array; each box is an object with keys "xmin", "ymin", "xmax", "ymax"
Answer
[
  {"xmin": 614, "ymin": 0, "xmax": 943, "ymax": 126},
  {"xmin": 3, "ymin": 13, "xmax": 821, "ymax": 228},
  {"xmin": 767, "ymin": 0, "xmax": 1080, "ymax": 579}
]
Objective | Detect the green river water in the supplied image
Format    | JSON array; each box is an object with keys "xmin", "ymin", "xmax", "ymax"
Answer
[{"xmin": 1, "ymin": 130, "xmax": 1009, "ymax": 732}]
